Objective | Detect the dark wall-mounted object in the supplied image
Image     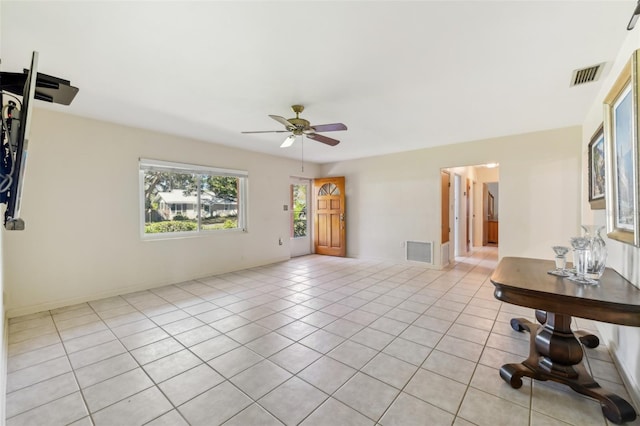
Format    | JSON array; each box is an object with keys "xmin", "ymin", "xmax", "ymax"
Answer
[{"xmin": 0, "ymin": 51, "xmax": 79, "ymax": 230}]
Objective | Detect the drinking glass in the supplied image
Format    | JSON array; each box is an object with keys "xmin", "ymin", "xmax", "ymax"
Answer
[{"xmin": 548, "ymin": 246, "xmax": 570, "ymax": 277}]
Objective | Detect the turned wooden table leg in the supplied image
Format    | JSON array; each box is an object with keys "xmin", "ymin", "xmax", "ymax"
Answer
[
  {"xmin": 535, "ymin": 312, "xmax": 582, "ymax": 377},
  {"xmin": 501, "ymin": 313, "xmax": 636, "ymax": 424},
  {"xmin": 536, "ymin": 310, "xmax": 599, "ymax": 348}
]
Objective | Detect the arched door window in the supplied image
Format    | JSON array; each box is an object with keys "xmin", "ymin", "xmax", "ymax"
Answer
[{"xmin": 318, "ymin": 183, "xmax": 340, "ymax": 196}]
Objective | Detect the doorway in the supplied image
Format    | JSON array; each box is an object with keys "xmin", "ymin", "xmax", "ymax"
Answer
[
  {"xmin": 452, "ymin": 173, "xmax": 471, "ymax": 257},
  {"xmin": 454, "ymin": 174, "xmax": 462, "ymax": 256},
  {"xmin": 441, "ymin": 163, "xmax": 499, "ymax": 264},
  {"xmin": 474, "ymin": 164, "xmax": 499, "ymax": 247},
  {"xmin": 485, "ymin": 181, "xmax": 499, "ymax": 246},
  {"xmin": 290, "ymin": 178, "xmax": 312, "ymax": 257},
  {"xmin": 440, "ymin": 170, "xmax": 450, "ymax": 246}
]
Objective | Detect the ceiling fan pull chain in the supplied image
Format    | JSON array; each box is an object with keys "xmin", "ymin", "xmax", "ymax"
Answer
[{"xmin": 301, "ymin": 135, "xmax": 305, "ymax": 173}]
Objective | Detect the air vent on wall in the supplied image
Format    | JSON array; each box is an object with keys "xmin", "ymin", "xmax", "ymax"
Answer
[
  {"xmin": 570, "ymin": 63, "xmax": 605, "ymax": 87},
  {"xmin": 406, "ymin": 241, "xmax": 433, "ymax": 264}
]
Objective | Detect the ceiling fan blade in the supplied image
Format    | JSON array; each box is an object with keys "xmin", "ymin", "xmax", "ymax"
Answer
[
  {"xmin": 310, "ymin": 123, "xmax": 348, "ymax": 132},
  {"xmin": 306, "ymin": 133, "xmax": 340, "ymax": 146},
  {"xmin": 280, "ymin": 134, "xmax": 296, "ymax": 148},
  {"xmin": 269, "ymin": 115, "xmax": 294, "ymax": 129},
  {"xmin": 241, "ymin": 130, "xmax": 290, "ymax": 134}
]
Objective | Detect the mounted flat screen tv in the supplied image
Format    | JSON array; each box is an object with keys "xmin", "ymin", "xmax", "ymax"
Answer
[{"xmin": 0, "ymin": 51, "xmax": 78, "ymax": 230}]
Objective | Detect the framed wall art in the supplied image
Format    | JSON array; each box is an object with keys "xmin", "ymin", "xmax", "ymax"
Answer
[
  {"xmin": 603, "ymin": 50, "xmax": 640, "ymax": 247},
  {"xmin": 588, "ymin": 124, "xmax": 605, "ymax": 209}
]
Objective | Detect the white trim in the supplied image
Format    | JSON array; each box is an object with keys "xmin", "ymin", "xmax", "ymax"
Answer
[
  {"xmin": 139, "ymin": 158, "xmax": 248, "ymax": 177},
  {"xmin": 1, "ymin": 315, "xmax": 7, "ymax": 423},
  {"xmin": 139, "ymin": 167, "xmax": 146, "ymax": 239},
  {"xmin": 238, "ymin": 177, "xmax": 248, "ymax": 232},
  {"xmin": 141, "ymin": 227, "xmax": 245, "ymax": 241},
  {"xmin": 610, "ymin": 345, "xmax": 640, "ymax": 414}
]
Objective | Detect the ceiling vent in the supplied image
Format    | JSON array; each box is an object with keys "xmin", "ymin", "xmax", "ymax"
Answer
[{"xmin": 570, "ymin": 63, "xmax": 605, "ymax": 87}]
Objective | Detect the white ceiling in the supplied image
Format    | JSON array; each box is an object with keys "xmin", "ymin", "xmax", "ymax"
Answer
[{"xmin": 1, "ymin": 1, "xmax": 635, "ymax": 164}]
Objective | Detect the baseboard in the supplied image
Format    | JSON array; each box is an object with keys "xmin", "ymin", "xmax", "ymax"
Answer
[
  {"xmin": 1, "ymin": 314, "xmax": 7, "ymax": 425},
  {"xmin": 5, "ymin": 255, "xmax": 290, "ymax": 318},
  {"xmin": 611, "ymin": 348, "xmax": 640, "ymax": 411}
]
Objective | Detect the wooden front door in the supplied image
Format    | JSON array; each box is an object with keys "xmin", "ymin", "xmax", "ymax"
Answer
[
  {"xmin": 441, "ymin": 171, "xmax": 450, "ymax": 244},
  {"xmin": 313, "ymin": 176, "xmax": 346, "ymax": 257}
]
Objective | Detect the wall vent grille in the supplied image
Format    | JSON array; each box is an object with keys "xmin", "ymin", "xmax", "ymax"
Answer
[
  {"xmin": 406, "ymin": 241, "xmax": 433, "ymax": 264},
  {"xmin": 570, "ymin": 63, "xmax": 605, "ymax": 87}
]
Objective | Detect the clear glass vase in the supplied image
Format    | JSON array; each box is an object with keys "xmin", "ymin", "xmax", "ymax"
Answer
[{"xmin": 581, "ymin": 225, "xmax": 607, "ymax": 280}]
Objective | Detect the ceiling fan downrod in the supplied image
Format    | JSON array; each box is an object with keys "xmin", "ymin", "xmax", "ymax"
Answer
[{"xmin": 288, "ymin": 105, "xmax": 310, "ymax": 134}]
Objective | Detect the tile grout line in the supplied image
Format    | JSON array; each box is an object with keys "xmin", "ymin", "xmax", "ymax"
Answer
[
  {"xmin": 288, "ymin": 250, "xmax": 495, "ymax": 424},
  {"xmin": 373, "ymin": 250, "xmax": 499, "ymax": 424},
  {"xmin": 5, "ymin": 251, "xmax": 490, "ymax": 424},
  {"xmin": 7, "ymin": 248, "xmax": 618, "ymax": 426},
  {"xmin": 50, "ymin": 307, "xmax": 95, "ymax": 425}
]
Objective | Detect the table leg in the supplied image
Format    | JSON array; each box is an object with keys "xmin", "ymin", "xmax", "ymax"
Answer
[
  {"xmin": 500, "ymin": 315, "xmax": 637, "ymax": 424},
  {"xmin": 535, "ymin": 310, "xmax": 600, "ymax": 348}
]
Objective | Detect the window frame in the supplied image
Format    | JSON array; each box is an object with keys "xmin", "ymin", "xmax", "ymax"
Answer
[{"xmin": 139, "ymin": 158, "xmax": 248, "ymax": 239}]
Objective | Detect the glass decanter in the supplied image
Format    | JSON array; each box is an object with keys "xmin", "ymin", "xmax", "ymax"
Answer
[{"xmin": 581, "ymin": 225, "xmax": 607, "ymax": 281}]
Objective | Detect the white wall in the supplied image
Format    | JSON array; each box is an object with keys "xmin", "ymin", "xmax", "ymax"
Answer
[
  {"xmin": 321, "ymin": 126, "xmax": 582, "ymax": 266},
  {"xmin": 2, "ymin": 108, "xmax": 320, "ymax": 317},
  {"xmin": 582, "ymin": 29, "xmax": 640, "ymax": 408}
]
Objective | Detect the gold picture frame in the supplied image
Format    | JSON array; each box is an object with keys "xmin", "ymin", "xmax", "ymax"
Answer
[
  {"xmin": 603, "ymin": 50, "xmax": 640, "ymax": 247},
  {"xmin": 588, "ymin": 124, "xmax": 605, "ymax": 209}
]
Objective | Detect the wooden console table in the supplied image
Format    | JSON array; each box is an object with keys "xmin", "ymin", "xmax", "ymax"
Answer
[{"xmin": 490, "ymin": 257, "xmax": 640, "ymax": 424}]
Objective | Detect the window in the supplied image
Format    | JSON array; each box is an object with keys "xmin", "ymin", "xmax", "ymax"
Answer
[
  {"xmin": 291, "ymin": 183, "xmax": 308, "ymax": 238},
  {"xmin": 140, "ymin": 159, "xmax": 247, "ymax": 236},
  {"xmin": 318, "ymin": 183, "xmax": 340, "ymax": 195}
]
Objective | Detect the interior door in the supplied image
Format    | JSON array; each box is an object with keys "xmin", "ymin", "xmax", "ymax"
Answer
[
  {"xmin": 313, "ymin": 176, "xmax": 346, "ymax": 257},
  {"xmin": 482, "ymin": 183, "xmax": 489, "ymax": 246},
  {"xmin": 466, "ymin": 178, "xmax": 471, "ymax": 252},
  {"xmin": 441, "ymin": 171, "xmax": 450, "ymax": 244},
  {"xmin": 454, "ymin": 174, "xmax": 461, "ymax": 256}
]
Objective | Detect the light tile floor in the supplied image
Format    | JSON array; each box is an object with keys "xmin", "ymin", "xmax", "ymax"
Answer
[{"xmin": 5, "ymin": 248, "xmax": 640, "ymax": 425}]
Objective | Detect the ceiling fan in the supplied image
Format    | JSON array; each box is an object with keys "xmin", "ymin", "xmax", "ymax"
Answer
[{"xmin": 242, "ymin": 105, "xmax": 347, "ymax": 148}]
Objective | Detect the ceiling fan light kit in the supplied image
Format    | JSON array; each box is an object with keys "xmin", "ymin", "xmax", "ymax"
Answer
[
  {"xmin": 628, "ymin": 0, "xmax": 640, "ymax": 30},
  {"xmin": 242, "ymin": 104, "xmax": 347, "ymax": 148},
  {"xmin": 281, "ymin": 134, "xmax": 296, "ymax": 148}
]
